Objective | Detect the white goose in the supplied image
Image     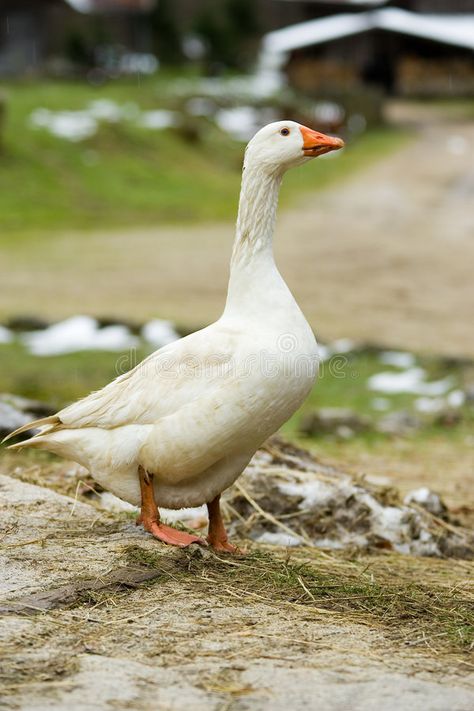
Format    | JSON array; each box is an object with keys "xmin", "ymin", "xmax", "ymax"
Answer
[{"xmin": 5, "ymin": 121, "xmax": 344, "ymax": 552}]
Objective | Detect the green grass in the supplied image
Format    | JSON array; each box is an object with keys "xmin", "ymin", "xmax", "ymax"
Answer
[
  {"xmin": 282, "ymin": 351, "xmax": 472, "ymax": 440},
  {"xmin": 0, "ymin": 78, "xmax": 409, "ymax": 237},
  {"xmin": 0, "ymin": 341, "xmax": 149, "ymax": 408}
]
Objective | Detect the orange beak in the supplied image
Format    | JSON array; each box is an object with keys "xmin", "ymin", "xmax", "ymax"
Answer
[{"xmin": 300, "ymin": 125, "xmax": 345, "ymax": 157}]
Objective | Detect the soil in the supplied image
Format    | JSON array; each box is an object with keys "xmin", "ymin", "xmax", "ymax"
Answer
[{"xmin": 1, "ymin": 470, "xmax": 473, "ymax": 711}]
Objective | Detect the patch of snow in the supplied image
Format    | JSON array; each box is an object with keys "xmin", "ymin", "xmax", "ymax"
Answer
[
  {"xmin": 371, "ymin": 397, "xmax": 390, "ymax": 411},
  {"xmin": 87, "ymin": 99, "xmax": 123, "ymax": 122},
  {"xmin": 314, "ymin": 101, "xmax": 345, "ymax": 125},
  {"xmin": 138, "ymin": 110, "xmax": 178, "ymax": 130},
  {"xmin": 364, "ymin": 473, "xmax": 391, "ymax": 487},
  {"xmin": 142, "ymin": 319, "xmax": 179, "ymax": 348},
  {"xmin": 240, "ymin": 445, "xmax": 470, "ymax": 557},
  {"xmin": 30, "ymin": 108, "xmax": 97, "ymax": 142},
  {"xmin": 404, "ymin": 487, "xmax": 433, "ymax": 506},
  {"xmin": 317, "ymin": 344, "xmax": 331, "ymax": 362},
  {"xmin": 368, "ymin": 368, "xmax": 454, "ymax": 396},
  {"xmin": 29, "ymin": 100, "xmax": 169, "ymax": 141},
  {"xmin": 278, "ymin": 479, "xmax": 338, "ymax": 509},
  {"xmin": 22, "ymin": 316, "xmax": 139, "ymax": 356},
  {"xmin": 255, "ymin": 531, "xmax": 301, "ymax": 547},
  {"xmin": 215, "ymin": 107, "xmax": 262, "ymax": 142},
  {"xmin": 99, "ymin": 492, "xmax": 138, "ymax": 513},
  {"xmin": 330, "ymin": 338, "xmax": 355, "ymax": 354},
  {"xmin": 0, "ymin": 325, "xmax": 13, "ymax": 344},
  {"xmin": 414, "ymin": 397, "xmax": 445, "ymax": 413},
  {"xmin": 368, "ymin": 368, "xmax": 425, "ymax": 393},
  {"xmin": 379, "ymin": 351, "xmax": 416, "ymax": 368},
  {"xmin": 317, "ymin": 339, "xmax": 355, "ymax": 363},
  {"xmin": 87, "ymin": 100, "xmax": 139, "ymax": 123},
  {"xmin": 404, "ymin": 488, "xmax": 445, "ymax": 517},
  {"xmin": 118, "ymin": 53, "xmax": 158, "ymax": 76},
  {"xmin": 446, "ymin": 135, "xmax": 469, "ymax": 156},
  {"xmin": 0, "ymin": 402, "xmax": 31, "ymax": 433},
  {"xmin": 313, "ymin": 537, "xmax": 345, "ymax": 550},
  {"xmin": 447, "ymin": 389, "xmax": 465, "ymax": 408},
  {"xmin": 161, "ymin": 505, "xmax": 207, "ymax": 524},
  {"xmin": 421, "ymin": 378, "xmax": 455, "ymax": 397},
  {"xmin": 363, "ymin": 494, "xmax": 405, "ymax": 540}
]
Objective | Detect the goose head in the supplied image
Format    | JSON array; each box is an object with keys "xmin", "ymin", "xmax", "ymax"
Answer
[{"xmin": 244, "ymin": 120, "xmax": 344, "ymax": 175}]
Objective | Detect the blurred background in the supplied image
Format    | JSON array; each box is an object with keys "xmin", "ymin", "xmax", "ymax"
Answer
[{"xmin": 0, "ymin": 0, "xmax": 473, "ymax": 512}]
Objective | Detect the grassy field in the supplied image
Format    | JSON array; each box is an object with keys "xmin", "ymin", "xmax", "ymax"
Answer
[
  {"xmin": 0, "ymin": 78, "xmax": 408, "ymax": 236},
  {"xmin": 0, "ymin": 340, "xmax": 463, "ymax": 420}
]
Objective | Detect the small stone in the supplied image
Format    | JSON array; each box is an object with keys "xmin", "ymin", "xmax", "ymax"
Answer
[
  {"xmin": 299, "ymin": 408, "xmax": 372, "ymax": 438},
  {"xmin": 0, "ymin": 393, "xmax": 55, "ymax": 439},
  {"xmin": 0, "ymin": 393, "xmax": 55, "ymax": 417},
  {"xmin": 5, "ymin": 315, "xmax": 50, "ymax": 332},
  {"xmin": 435, "ymin": 409, "xmax": 462, "ymax": 427},
  {"xmin": 376, "ymin": 411, "xmax": 422, "ymax": 437},
  {"xmin": 463, "ymin": 384, "xmax": 474, "ymax": 404},
  {"xmin": 0, "ymin": 402, "xmax": 31, "ymax": 439}
]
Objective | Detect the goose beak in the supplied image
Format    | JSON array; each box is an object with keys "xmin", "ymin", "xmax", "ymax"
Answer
[{"xmin": 300, "ymin": 126, "xmax": 345, "ymax": 157}]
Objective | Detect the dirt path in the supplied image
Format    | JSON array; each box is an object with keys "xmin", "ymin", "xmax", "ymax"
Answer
[
  {"xmin": 278, "ymin": 104, "xmax": 474, "ymax": 356},
  {"xmin": 2, "ymin": 103, "xmax": 473, "ymax": 356},
  {"xmin": 1, "ymin": 474, "xmax": 473, "ymax": 711}
]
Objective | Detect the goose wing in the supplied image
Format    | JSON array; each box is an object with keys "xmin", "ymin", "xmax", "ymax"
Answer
[{"xmin": 56, "ymin": 324, "xmax": 240, "ymax": 430}]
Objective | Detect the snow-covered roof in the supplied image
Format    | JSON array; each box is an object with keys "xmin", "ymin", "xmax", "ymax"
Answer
[
  {"xmin": 276, "ymin": 1, "xmax": 387, "ymax": 5},
  {"xmin": 65, "ymin": 0, "xmax": 156, "ymax": 12},
  {"xmin": 262, "ymin": 7, "xmax": 474, "ymax": 58}
]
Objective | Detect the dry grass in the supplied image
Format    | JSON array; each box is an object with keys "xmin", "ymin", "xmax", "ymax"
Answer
[
  {"xmin": 2, "ymin": 543, "xmax": 471, "ymax": 698},
  {"xmin": 121, "ymin": 545, "xmax": 474, "ymax": 662}
]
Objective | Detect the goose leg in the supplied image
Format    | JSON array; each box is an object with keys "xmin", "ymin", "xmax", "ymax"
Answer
[
  {"xmin": 137, "ymin": 466, "xmax": 206, "ymax": 548},
  {"xmin": 207, "ymin": 494, "xmax": 244, "ymax": 554}
]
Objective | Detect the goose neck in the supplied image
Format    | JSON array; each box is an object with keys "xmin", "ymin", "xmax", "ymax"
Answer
[
  {"xmin": 230, "ymin": 166, "xmax": 282, "ymax": 270},
  {"xmin": 224, "ymin": 166, "xmax": 285, "ymax": 319}
]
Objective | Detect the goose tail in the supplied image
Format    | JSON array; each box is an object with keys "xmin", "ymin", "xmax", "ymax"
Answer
[{"xmin": 1, "ymin": 415, "xmax": 61, "ymax": 446}]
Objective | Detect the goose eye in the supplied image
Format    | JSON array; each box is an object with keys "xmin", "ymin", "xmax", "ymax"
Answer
[{"xmin": 280, "ymin": 128, "xmax": 290, "ymax": 136}]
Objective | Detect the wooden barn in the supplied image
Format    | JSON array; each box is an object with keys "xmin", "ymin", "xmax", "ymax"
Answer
[{"xmin": 262, "ymin": 1, "xmax": 474, "ymax": 96}]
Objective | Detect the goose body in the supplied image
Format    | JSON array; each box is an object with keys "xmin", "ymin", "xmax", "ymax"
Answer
[{"xmin": 6, "ymin": 121, "xmax": 344, "ymax": 550}]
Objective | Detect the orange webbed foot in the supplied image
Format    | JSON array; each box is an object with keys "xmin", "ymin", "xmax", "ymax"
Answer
[{"xmin": 146, "ymin": 521, "xmax": 207, "ymax": 548}]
